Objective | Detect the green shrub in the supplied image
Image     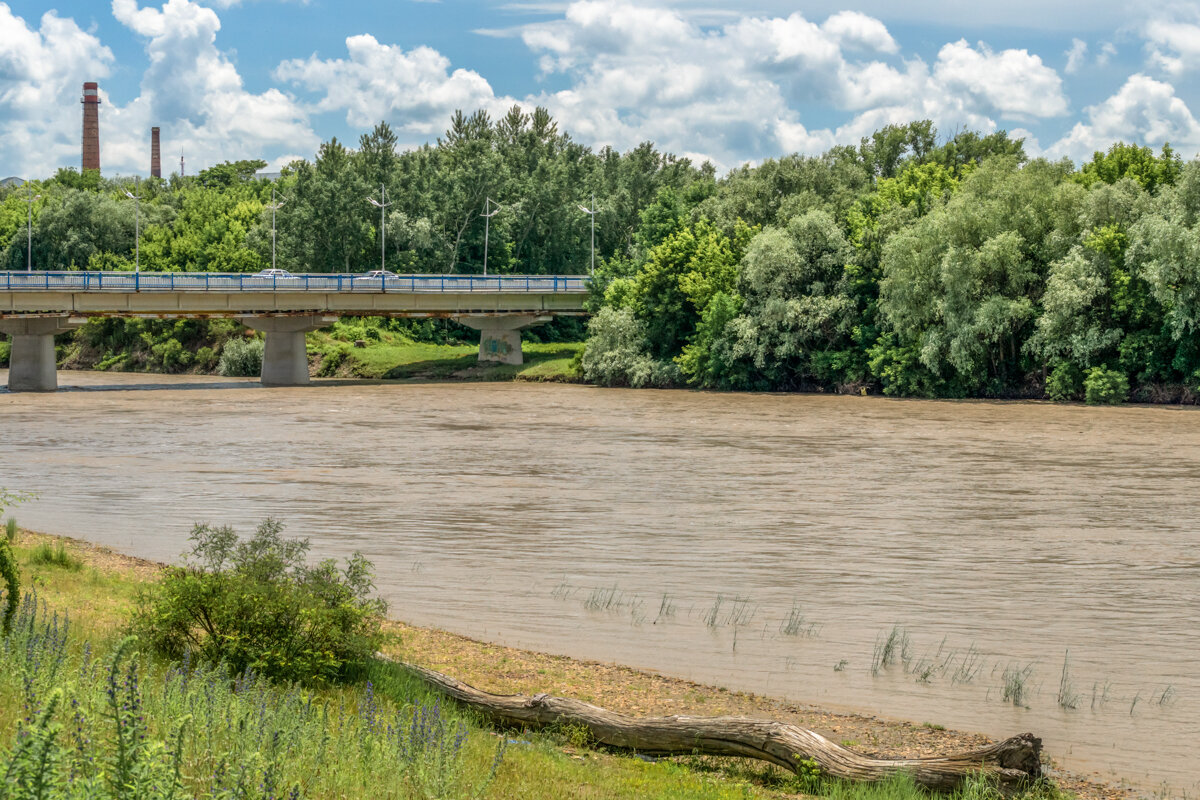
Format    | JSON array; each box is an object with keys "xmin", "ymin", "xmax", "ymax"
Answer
[
  {"xmin": 193, "ymin": 345, "xmax": 217, "ymax": 371},
  {"xmin": 0, "ymin": 340, "xmax": 9, "ymax": 367},
  {"xmin": 130, "ymin": 519, "xmax": 388, "ymax": 685},
  {"xmin": 217, "ymin": 336, "xmax": 263, "ymax": 377},
  {"xmin": 317, "ymin": 344, "xmax": 350, "ymax": 377},
  {"xmin": 30, "ymin": 540, "xmax": 83, "ymax": 570},
  {"xmin": 1045, "ymin": 362, "xmax": 1083, "ymax": 401},
  {"xmin": 151, "ymin": 337, "xmax": 191, "ymax": 372},
  {"xmin": 1084, "ymin": 367, "xmax": 1129, "ymax": 405},
  {"xmin": 0, "ymin": 538, "xmax": 17, "ymax": 634}
]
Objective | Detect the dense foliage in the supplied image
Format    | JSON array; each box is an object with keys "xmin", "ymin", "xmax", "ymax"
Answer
[
  {"xmin": 2, "ymin": 110, "xmax": 1198, "ymax": 402},
  {"xmin": 129, "ymin": 519, "xmax": 387, "ymax": 685},
  {"xmin": 585, "ymin": 131, "xmax": 1199, "ymax": 403}
]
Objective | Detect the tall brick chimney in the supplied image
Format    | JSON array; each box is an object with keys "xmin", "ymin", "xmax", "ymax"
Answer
[
  {"xmin": 151, "ymin": 127, "xmax": 161, "ymax": 178},
  {"xmin": 81, "ymin": 82, "xmax": 101, "ymax": 173}
]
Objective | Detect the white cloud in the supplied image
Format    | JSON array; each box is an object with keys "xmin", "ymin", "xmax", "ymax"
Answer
[
  {"xmin": 0, "ymin": 3, "xmax": 114, "ymax": 176},
  {"xmin": 821, "ymin": 10, "xmax": 899, "ymax": 54},
  {"xmin": 1145, "ymin": 16, "xmax": 1200, "ymax": 75},
  {"xmin": 932, "ymin": 40, "xmax": 1067, "ymax": 119},
  {"xmin": 275, "ymin": 35, "xmax": 513, "ymax": 140},
  {"xmin": 1065, "ymin": 38, "xmax": 1087, "ymax": 74},
  {"xmin": 105, "ymin": 0, "xmax": 317, "ymax": 175},
  {"xmin": 649, "ymin": 0, "xmax": 1155, "ymax": 32},
  {"xmin": 510, "ymin": 1, "xmax": 1069, "ymax": 168},
  {"xmin": 1048, "ymin": 74, "xmax": 1200, "ymax": 160}
]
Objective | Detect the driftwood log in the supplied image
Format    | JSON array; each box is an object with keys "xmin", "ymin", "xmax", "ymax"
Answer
[{"xmin": 398, "ymin": 661, "xmax": 1041, "ymax": 791}]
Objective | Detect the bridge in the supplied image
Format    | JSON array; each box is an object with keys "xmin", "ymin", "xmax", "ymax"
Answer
[{"xmin": 0, "ymin": 271, "xmax": 589, "ymax": 392}]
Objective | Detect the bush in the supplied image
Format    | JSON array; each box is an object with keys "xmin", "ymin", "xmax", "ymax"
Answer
[
  {"xmin": 581, "ymin": 307, "xmax": 680, "ymax": 388},
  {"xmin": 1084, "ymin": 366, "xmax": 1129, "ymax": 405},
  {"xmin": 217, "ymin": 336, "xmax": 263, "ymax": 377},
  {"xmin": 151, "ymin": 337, "xmax": 191, "ymax": 372},
  {"xmin": 193, "ymin": 345, "xmax": 217, "ymax": 371},
  {"xmin": 1045, "ymin": 362, "xmax": 1083, "ymax": 401},
  {"xmin": 0, "ymin": 340, "xmax": 9, "ymax": 367},
  {"xmin": 129, "ymin": 519, "xmax": 388, "ymax": 685}
]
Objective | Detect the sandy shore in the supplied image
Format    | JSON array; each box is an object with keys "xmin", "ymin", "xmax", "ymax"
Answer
[{"xmin": 28, "ymin": 528, "xmax": 1138, "ymax": 800}]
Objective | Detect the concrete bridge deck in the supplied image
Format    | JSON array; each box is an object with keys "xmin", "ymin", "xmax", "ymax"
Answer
[{"xmin": 0, "ymin": 271, "xmax": 590, "ymax": 391}]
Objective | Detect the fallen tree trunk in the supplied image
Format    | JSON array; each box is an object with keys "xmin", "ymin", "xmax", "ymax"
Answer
[{"xmin": 396, "ymin": 661, "xmax": 1041, "ymax": 791}]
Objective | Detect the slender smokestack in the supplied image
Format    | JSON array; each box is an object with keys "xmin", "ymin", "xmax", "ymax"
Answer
[
  {"xmin": 81, "ymin": 82, "xmax": 100, "ymax": 173},
  {"xmin": 151, "ymin": 127, "xmax": 161, "ymax": 178}
]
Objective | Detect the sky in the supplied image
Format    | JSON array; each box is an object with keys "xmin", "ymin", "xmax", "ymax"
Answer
[{"xmin": 2, "ymin": 0, "xmax": 1200, "ymax": 178}]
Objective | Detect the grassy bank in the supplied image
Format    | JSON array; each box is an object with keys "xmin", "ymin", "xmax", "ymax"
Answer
[
  {"xmin": 306, "ymin": 327, "xmax": 582, "ymax": 383},
  {"xmin": 18, "ymin": 317, "xmax": 585, "ymax": 384},
  {"xmin": 0, "ymin": 527, "xmax": 1116, "ymax": 800}
]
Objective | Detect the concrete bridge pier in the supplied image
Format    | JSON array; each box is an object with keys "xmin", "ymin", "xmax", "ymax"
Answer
[
  {"xmin": 243, "ymin": 315, "xmax": 337, "ymax": 386},
  {"xmin": 456, "ymin": 314, "xmax": 551, "ymax": 366},
  {"xmin": 0, "ymin": 317, "xmax": 82, "ymax": 392}
]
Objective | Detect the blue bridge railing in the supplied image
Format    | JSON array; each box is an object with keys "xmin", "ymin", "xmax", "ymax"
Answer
[{"xmin": 0, "ymin": 271, "xmax": 590, "ymax": 294}]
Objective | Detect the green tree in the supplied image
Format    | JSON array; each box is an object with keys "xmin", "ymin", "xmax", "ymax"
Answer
[{"xmin": 1077, "ymin": 142, "xmax": 1182, "ymax": 194}]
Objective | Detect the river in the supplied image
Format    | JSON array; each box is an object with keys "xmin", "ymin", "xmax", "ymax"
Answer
[{"xmin": 2, "ymin": 370, "xmax": 1197, "ymax": 792}]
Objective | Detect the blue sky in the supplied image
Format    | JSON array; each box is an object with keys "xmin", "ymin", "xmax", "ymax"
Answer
[{"xmin": 2, "ymin": 0, "xmax": 1200, "ymax": 178}]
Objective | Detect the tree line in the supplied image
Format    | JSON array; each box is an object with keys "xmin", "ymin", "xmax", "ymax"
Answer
[{"xmin": 1, "ymin": 109, "xmax": 1197, "ymax": 402}]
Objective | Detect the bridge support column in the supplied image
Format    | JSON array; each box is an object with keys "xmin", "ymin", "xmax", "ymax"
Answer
[
  {"xmin": 242, "ymin": 315, "xmax": 336, "ymax": 386},
  {"xmin": 0, "ymin": 317, "xmax": 82, "ymax": 392},
  {"xmin": 456, "ymin": 315, "xmax": 551, "ymax": 366}
]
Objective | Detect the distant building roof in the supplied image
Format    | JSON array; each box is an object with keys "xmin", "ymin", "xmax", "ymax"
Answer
[{"xmin": 1, "ymin": 177, "xmax": 26, "ymax": 187}]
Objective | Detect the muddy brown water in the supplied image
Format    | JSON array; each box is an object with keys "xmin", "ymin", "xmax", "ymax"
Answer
[{"xmin": 2, "ymin": 370, "xmax": 1198, "ymax": 792}]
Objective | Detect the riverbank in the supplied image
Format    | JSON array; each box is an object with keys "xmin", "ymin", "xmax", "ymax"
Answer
[
  {"xmin": 305, "ymin": 330, "xmax": 583, "ymax": 382},
  {"xmin": 2, "ymin": 526, "xmax": 1134, "ymax": 800}
]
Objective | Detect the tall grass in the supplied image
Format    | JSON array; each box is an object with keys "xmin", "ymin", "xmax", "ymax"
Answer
[
  {"xmin": 1056, "ymin": 650, "xmax": 1080, "ymax": 710},
  {"xmin": 871, "ymin": 626, "xmax": 911, "ymax": 676},
  {"xmin": 29, "ymin": 540, "xmax": 82, "ymax": 570},
  {"xmin": 701, "ymin": 595, "xmax": 757, "ymax": 628},
  {"xmin": 779, "ymin": 601, "xmax": 819, "ymax": 638},
  {"xmin": 4, "ymin": 518, "xmax": 16, "ymax": 543},
  {"xmin": 0, "ymin": 591, "xmax": 504, "ymax": 799},
  {"xmin": 1002, "ymin": 662, "xmax": 1035, "ymax": 707}
]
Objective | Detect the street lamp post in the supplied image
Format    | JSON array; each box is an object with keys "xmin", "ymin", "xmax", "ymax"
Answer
[
  {"xmin": 481, "ymin": 197, "xmax": 502, "ymax": 276},
  {"xmin": 23, "ymin": 185, "xmax": 41, "ymax": 272},
  {"xmin": 122, "ymin": 177, "xmax": 142, "ymax": 273},
  {"xmin": 578, "ymin": 193, "xmax": 597, "ymax": 276},
  {"xmin": 366, "ymin": 184, "xmax": 391, "ymax": 273},
  {"xmin": 265, "ymin": 186, "xmax": 287, "ymax": 272}
]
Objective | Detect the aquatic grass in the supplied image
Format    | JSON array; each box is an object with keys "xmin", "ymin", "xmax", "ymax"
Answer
[
  {"xmin": 4, "ymin": 518, "xmax": 16, "ymax": 543},
  {"xmin": 1056, "ymin": 650, "xmax": 1080, "ymax": 710},
  {"xmin": 583, "ymin": 584, "xmax": 624, "ymax": 612},
  {"xmin": 909, "ymin": 637, "xmax": 955, "ymax": 684},
  {"xmin": 654, "ymin": 592, "xmax": 677, "ymax": 623},
  {"xmin": 1153, "ymin": 685, "xmax": 1177, "ymax": 707},
  {"xmin": 701, "ymin": 595, "xmax": 757, "ymax": 629},
  {"xmin": 550, "ymin": 579, "xmax": 575, "ymax": 601},
  {"xmin": 950, "ymin": 644, "xmax": 985, "ymax": 685},
  {"xmin": 870, "ymin": 626, "xmax": 911, "ymax": 676},
  {"xmin": 28, "ymin": 541, "xmax": 83, "ymax": 571},
  {"xmin": 1001, "ymin": 662, "xmax": 1035, "ymax": 707},
  {"xmin": 779, "ymin": 602, "xmax": 819, "ymax": 638},
  {"xmin": 1090, "ymin": 680, "xmax": 1113, "ymax": 710}
]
